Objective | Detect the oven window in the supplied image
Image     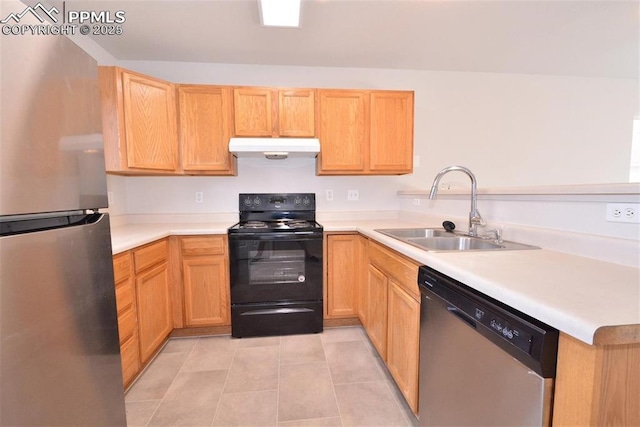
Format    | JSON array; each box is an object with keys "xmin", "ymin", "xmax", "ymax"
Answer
[{"xmin": 249, "ymin": 248, "xmax": 305, "ymax": 285}]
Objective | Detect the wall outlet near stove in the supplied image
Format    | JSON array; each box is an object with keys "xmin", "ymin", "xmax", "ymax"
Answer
[
  {"xmin": 195, "ymin": 192, "xmax": 204, "ymax": 203},
  {"xmin": 347, "ymin": 190, "xmax": 359, "ymax": 201},
  {"xmin": 325, "ymin": 189, "xmax": 334, "ymax": 201},
  {"xmin": 606, "ymin": 203, "xmax": 639, "ymax": 223}
]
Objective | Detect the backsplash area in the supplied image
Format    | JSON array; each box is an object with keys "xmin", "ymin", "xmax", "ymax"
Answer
[
  {"xmin": 397, "ymin": 190, "xmax": 640, "ymax": 268},
  {"xmin": 107, "ymin": 173, "xmax": 639, "ymax": 267}
]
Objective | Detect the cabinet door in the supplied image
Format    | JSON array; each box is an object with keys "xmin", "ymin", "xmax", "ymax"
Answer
[
  {"xmin": 120, "ymin": 334, "xmax": 141, "ymax": 388},
  {"xmin": 183, "ymin": 255, "xmax": 230, "ymax": 327},
  {"xmin": 121, "ymin": 71, "xmax": 178, "ymax": 171},
  {"xmin": 369, "ymin": 91, "xmax": 414, "ymax": 173},
  {"xmin": 366, "ymin": 264, "xmax": 388, "ymax": 360},
  {"xmin": 178, "ymin": 85, "xmax": 236, "ymax": 174},
  {"xmin": 326, "ymin": 234, "xmax": 360, "ymax": 318},
  {"xmin": 113, "ymin": 252, "xmax": 140, "ymax": 387},
  {"xmin": 136, "ymin": 261, "xmax": 172, "ymax": 363},
  {"xmin": 279, "ymin": 90, "xmax": 316, "ymax": 137},
  {"xmin": 387, "ymin": 280, "xmax": 420, "ymax": 414},
  {"xmin": 233, "ymin": 88, "xmax": 274, "ymax": 136},
  {"xmin": 317, "ymin": 90, "xmax": 368, "ymax": 174}
]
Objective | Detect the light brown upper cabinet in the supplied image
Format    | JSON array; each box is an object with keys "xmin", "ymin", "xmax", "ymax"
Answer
[
  {"xmin": 233, "ymin": 87, "xmax": 316, "ymax": 137},
  {"xmin": 317, "ymin": 90, "xmax": 414, "ymax": 175},
  {"xmin": 317, "ymin": 90, "xmax": 368, "ymax": 173},
  {"xmin": 99, "ymin": 67, "xmax": 178, "ymax": 174},
  {"xmin": 177, "ymin": 85, "xmax": 236, "ymax": 175},
  {"xmin": 369, "ymin": 91, "xmax": 414, "ymax": 173}
]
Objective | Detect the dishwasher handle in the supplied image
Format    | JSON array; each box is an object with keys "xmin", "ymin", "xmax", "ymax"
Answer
[{"xmin": 447, "ymin": 306, "xmax": 477, "ymax": 329}]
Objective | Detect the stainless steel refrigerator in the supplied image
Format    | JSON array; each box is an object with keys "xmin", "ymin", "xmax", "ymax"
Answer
[{"xmin": 0, "ymin": 7, "xmax": 127, "ymax": 426}]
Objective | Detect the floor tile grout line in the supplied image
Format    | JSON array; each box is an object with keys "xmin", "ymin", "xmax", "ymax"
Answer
[
  {"xmin": 209, "ymin": 336, "xmax": 240, "ymax": 427},
  {"xmin": 142, "ymin": 336, "xmax": 202, "ymax": 427},
  {"xmin": 369, "ymin": 344, "xmax": 416, "ymax": 426},
  {"xmin": 322, "ymin": 330, "xmax": 355, "ymax": 427},
  {"xmin": 356, "ymin": 327, "xmax": 415, "ymax": 426}
]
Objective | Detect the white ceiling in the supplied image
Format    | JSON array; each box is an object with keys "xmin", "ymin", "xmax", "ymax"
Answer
[{"xmin": 68, "ymin": 0, "xmax": 638, "ymax": 79}]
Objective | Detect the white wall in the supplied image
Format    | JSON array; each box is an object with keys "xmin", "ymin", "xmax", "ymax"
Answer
[{"xmin": 109, "ymin": 159, "xmax": 402, "ymax": 215}]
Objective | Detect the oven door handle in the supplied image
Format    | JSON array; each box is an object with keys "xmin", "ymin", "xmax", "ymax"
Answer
[{"xmin": 240, "ymin": 308, "xmax": 314, "ymax": 316}]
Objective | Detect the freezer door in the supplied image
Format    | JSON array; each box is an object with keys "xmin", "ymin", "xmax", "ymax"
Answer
[
  {"xmin": 0, "ymin": 214, "xmax": 126, "ymax": 426},
  {"xmin": 0, "ymin": 16, "xmax": 107, "ymax": 215}
]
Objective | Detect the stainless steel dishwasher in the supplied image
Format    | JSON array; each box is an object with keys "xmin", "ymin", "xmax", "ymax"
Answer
[{"xmin": 418, "ymin": 266, "xmax": 559, "ymax": 426}]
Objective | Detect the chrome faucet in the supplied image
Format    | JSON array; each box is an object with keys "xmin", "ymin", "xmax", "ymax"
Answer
[{"xmin": 429, "ymin": 165, "xmax": 485, "ymax": 237}]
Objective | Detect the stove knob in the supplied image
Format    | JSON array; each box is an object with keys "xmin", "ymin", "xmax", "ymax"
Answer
[
  {"xmin": 303, "ymin": 197, "xmax": 311, "ymax": 206},
  {"xmin": 244, "ymin": 197, "xmax": 252, "ymax": 206},
  {"xmin": 254, "ymin": 197, "xmax": 262, "ymax": 206},
  {"xmin": 294, "ymin": 197, "xmax": 302, "ymax": 206}
]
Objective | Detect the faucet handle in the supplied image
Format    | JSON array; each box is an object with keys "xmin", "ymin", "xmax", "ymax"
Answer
[
  {"xmin": 470, "ymin": 211, "xmax": 485, "ymax": 226},
  {"xmin": 482, "ymin": 227, "xmax": 503, "ymax": 243}
]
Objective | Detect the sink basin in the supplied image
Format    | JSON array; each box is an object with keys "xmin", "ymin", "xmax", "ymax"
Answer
[
  {"xmin": 374, "ymin": 228, "xmax": 539, "ymax": 252},
  {"xmin": 376, "ymin": 228, "xmax": 455, "ymax": 239},
  {"xmin": 407, "ymin": 237, "xmax": 503, "ymax": 251}
]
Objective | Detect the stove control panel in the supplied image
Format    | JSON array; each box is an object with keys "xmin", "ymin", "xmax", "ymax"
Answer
[{"xmin": 239, "ymin": 193, "xmax": 315, "ymax": 211}]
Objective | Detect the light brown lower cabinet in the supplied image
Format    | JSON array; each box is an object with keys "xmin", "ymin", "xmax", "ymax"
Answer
[
  {"xmin": 324, "ymin": 233, "xmax": 363, "ymax": 319},
  {"xmin": 113, "ymin": 239, "xmax": 172, "ymax": 384},
  {"xmin": 386, "ymin": 279, "xmax": 420, "ymax": 413},
  {"xmin": 112, "ymin": 251, "xmax": 140, "ymax": 388},
  {"xmin": 136, "ymin": 261, "xmax": 172, "ymax": 363},
  {"xmin": 180, "ymin": 236, "xmax": 230, "ymax": 327},
  {"xmin": 364, "ymin": 263, "xmax": 389, "ymax": 359},
  {"xmin": 552, "ymin": 332, "xmax": 640, "ymax": 426},
  {"xmin": 363, "ymin": 240, "xmax": 421, "ymax": 414}
]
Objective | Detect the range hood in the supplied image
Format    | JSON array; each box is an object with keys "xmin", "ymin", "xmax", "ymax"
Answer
[{"xmin": 229, "ymin": 137, "xmax": 320, "ymax": 160}]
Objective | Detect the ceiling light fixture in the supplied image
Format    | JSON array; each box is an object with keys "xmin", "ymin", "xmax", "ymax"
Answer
[{"xmin": 259, "ymin": 0, "xmax": 301, "ymax": 28}]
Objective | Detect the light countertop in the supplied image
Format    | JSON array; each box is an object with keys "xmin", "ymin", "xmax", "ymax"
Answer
[
  {"xmin": 110, "ymin": 222, "xmax": 232, "ymax": 254},
  {"xmin": 110, "ymin": 219, "xmax": 640, "ymax": 346}
]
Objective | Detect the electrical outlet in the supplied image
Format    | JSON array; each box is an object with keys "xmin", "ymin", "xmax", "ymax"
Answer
[
  {"xmin": 347, "ymin": 190, "xmax": 359, "ymax": 201},
  {"xmin": 413, "ymin": 198, "xmax": 421, "ymax": 206},
  {"xmin": 606, "ymin": 203, "xmax": 640, "ymax": 223},
  {"xmin": 326, "ymin": 189, "xmax": 334, "ymax": 201},
  {"xmin": 195, "ymin": 192, "xmax": 204, "ymax": 203}
]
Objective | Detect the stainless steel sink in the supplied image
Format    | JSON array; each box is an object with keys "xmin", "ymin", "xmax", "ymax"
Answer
[
  {"xmin": 374, "ymin": 228, "xmax": 539, "ymax": 252},
  {"xmin": 376, "ymin": 228, "xmax": 454, "ymax": 239}
]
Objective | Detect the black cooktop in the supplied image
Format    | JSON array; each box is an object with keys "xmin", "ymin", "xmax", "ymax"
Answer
[{"xmin": 228, "ymin": 193, "xmax": 322, "ymax": 234}]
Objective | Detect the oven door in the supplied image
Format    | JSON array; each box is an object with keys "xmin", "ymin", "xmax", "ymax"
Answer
[{"xmin": 229, "ymin": 231, "xmax": 323, "ymax": 304}]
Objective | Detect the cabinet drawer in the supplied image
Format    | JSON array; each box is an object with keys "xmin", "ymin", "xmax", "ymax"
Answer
[
  {"xmin": 113, "ymin": 252, "xmax": 131, "ymax": 283},
  {"xmin": 133, "ymin": 239, "xmax": 167, "ymax": 274},
  {"xmin": 117, "ymin": 308, "xmax": 137, "ymax": 343},
  {"xmin": 368, "ymin": 241, "xmax": 420, "ymax": 301},
  {"xmin": 120, "ymin": 334, "xmax": 140, "ymax": 387},
  {"xmin": 181, "ymin": 235, "xmax": 226, "ymax": 256},
  {"xmin": 115, "ymin": 280, "xmax": 134, "ymax": 314}
]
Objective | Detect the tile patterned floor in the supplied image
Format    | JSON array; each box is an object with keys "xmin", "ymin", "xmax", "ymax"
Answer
[{"xmin": 125, "ymin": 326, "xmax": 418, "ymax": 426}]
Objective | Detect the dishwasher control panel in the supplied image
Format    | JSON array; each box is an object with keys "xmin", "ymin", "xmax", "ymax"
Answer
[{"xmin": 476, "ymin": 307, "xmax": 533, "ymax": 354}]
